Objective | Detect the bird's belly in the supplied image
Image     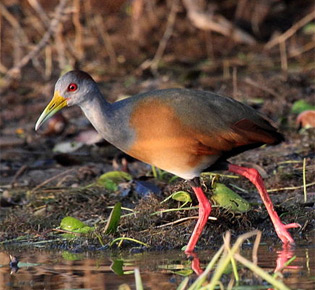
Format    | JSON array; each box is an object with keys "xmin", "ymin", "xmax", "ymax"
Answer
[{"xmin": 127, "ymin": 139, "xmax": 220, "ymax": 179}]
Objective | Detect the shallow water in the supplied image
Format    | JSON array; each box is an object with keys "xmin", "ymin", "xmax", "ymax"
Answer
[{"xmin": 0, "ymin": 239, "xmax": 314, "ymax": 290}]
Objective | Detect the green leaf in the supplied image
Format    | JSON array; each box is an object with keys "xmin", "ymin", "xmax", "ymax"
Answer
[
  {"xmin": 161, "ymin": 191, "xmax": 192, "ymax": 207},
  {"xmin": 303, "ymin": 23, "xmax": 315, "ymax": 35},
  {"xmin": 98, "ymin": 171, "xmax": 132, "ymax": 183},
  {"xmin": 111, "ymin": 259, "xmax": 124, "ymax": 275},
  {"xmin": 291, "ymin": 100, "xmax": 315, "ymax": 114},
  {"xmin": 171, "ymin": 191, "xmax": 192, "ymax": 207},
  {"xmin": 97, "ymin": 171, "xmax": 132, "ymax": 191},
  {"xmin": 212, "ymin": 183, "xmax": 251, "ymax": 213},
  {"xmin": 77, "ymin": 226, "xmax": 95, "ymax": 234},
  {"xmin": 172, "ymin": 191, "xmax": 192, "ymax": 203},
  {"xmin": 174, "ymin": 269, "xmax": 194, "ymax": 276},
  {"xmin": 181, "ymin": 245, "xmax": 187, "ymax": 251},
  {"xmin": 105, "ymin": 202, "xmax": 122, "ymax": 234},
  {"xmin": 60, "ymin": 216, "xmax": 86, "ymax": 231},
  {"xmin": 103, "ymin": 179, "xmax": 119, "ymax": 191},
  {"xmin": 60, "ymin": 216, "xmax": 94, "ymax": 233}
]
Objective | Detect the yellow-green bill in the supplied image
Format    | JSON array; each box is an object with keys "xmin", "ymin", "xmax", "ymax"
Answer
[{"xmin": 35, "ymin": 92, "xmax": 67, "ymax": 130}]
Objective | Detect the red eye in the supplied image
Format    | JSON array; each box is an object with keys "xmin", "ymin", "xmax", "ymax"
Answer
[{"xmin": 67, "ymin": 83, "xmax": 77, "ymax": 92}]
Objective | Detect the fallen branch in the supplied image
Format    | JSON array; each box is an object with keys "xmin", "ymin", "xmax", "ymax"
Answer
[{"xmin": 182, "ymin": 0, "xmax": 256, "ymax": 45}]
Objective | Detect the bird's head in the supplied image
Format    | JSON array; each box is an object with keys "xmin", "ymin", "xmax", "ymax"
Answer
[{"xmin": 35, "ymin": 70, "xmax": 97, "ymax": 130}]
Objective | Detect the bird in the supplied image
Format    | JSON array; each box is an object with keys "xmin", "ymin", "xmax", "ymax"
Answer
[{"xmin": 35, "ymin": 70, "xmax": 300, "ymax": 253}]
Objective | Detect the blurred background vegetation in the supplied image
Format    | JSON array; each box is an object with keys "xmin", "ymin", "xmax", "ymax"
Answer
[{"xmin": 0, "ymin": 0, "xmax": 314, "ymax": 90}]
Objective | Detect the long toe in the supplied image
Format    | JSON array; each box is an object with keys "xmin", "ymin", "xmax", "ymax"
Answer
[
  {"xmin": 276, "ymin": 224, "xmax": 296, "ymax": 244},
  {"xmin": 284, "ymin": 223, "xmax": 301, "ymax": 229}
]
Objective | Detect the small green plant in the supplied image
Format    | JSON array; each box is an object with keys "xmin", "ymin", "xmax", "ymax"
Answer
[
  {"xmin": 161, "ymin": 190, "xmax": 192, "ymax": 207},
  {"xmin": 104, "ymin": 202, "xmax": 122, "ymax": 234},
  {"xmin": 97, "ymin": 171, "xmax": 132, "ymax": 191},
  {"xmin": 291, "ymin": 100, "xmax": 315, "ymax": 114},
  {"xmin": 151, "ymin": 165, "xmax": 178, "ymax": 183}
]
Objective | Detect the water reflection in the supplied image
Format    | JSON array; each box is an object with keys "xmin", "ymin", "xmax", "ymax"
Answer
[{"xmin": 0, "ymin": 241, "xmax": 314, "ymax": 289}]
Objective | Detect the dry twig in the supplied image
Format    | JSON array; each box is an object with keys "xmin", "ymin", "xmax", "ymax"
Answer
[
  {"xmin": 280, "ymin": 40, "xmax": 288, "ymax": 73},
  {"xmin": 27, "ymin": 0, "xmax": 50, "ymax": 27},
  {"xmin": 93, "ymin": 15, "xmax": 117, "ymax": 69},
  {"xmin": 182, "ymin": 0, "xmax": 256, "ymax": 45},
  {"xmin": 265, "ymin": 10, "xmax": 315, "ymax": 50},
  {"xmin": 72, "ymin": 0, "xmax": 84, "ymax": 60},
  {"xmin": 150, "ymin": 0, "xmax": 179, "ymax": 74},
  {"xmin": 289, "ymin": 41, "xmax": 315, "ymax": 58},
  {"xmin": 244, "ymin": 77, "xmax": 282, "ymax": 99},
  {"xmin": 138, "ymin": 0, "xmax": 179, "ymax": 75},
  {"xmin": 30, "ymin": 168, "xmax": 75, "ymax": 193}
]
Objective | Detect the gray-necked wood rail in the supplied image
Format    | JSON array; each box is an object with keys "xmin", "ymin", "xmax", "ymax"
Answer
[{"xmin": 35, "ymin": 70, "xmax": 300, "ymax": 253}]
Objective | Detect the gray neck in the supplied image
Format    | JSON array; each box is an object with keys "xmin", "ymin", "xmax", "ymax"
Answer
[{"xmin": 79, "ymin": 93, "xmax": 134, "ymax": 152}]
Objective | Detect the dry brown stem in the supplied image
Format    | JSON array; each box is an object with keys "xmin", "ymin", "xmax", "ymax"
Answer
[
  {"xmin": 289, "ymin": 41, "xmax": 315, "ymax": 58},
  {"xmin": 265, "ymin": 10, "xmax": 315, "ymax": 50},
  {"xmin": 27, "ymin": 0, "xmax": 50, "ymax": 27},
  {"xmin": 0, "ymin": 2, "xmax": 30, "ymax": 45},
  {"xmin": 182, "ymin": 0, "xmax": 256, "ymax": 45},
  {"xmin": 73, "ymin": 0, "xmax": 84, "ymax": 60},
  {"xmin": 138, "ymin": 0, "xmax": 179, "ymax": 75},
  {"xmin": 132, "ymin": 0, "xmax": 144, "ymax": 40},
  {"xmin": 93, "ymin": 15, "xmax": 117, "ymax": 69},
  {"xmin": 280, "ymin": 40, "xmax": 288, "ymax": 75},
  {"xmin": 150, "ymin": 0, "xmax": 179, "ymax": 74},
  {"xmin": 30, "ymin": 168, "xmax": 75, "ymax": 193},
  {"xmin": 54, "ymin": 22, "xmax": 67, "ymax": 70},
  {"xmin": 45, "ymin": 45, "xmax": 53, "ymax": 79},
  {"xmin": 244, "ymin": 77, "xmax": 282, "ymax": 99}
]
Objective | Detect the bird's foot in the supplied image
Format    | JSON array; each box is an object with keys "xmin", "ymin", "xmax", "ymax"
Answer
[
  {"xmin": 275, "ymin": 222, "xmax": 301, "ymax": 244},
  {"xmin": 185, "ymin": 251, "xmax": 203, "ymax": 275}
]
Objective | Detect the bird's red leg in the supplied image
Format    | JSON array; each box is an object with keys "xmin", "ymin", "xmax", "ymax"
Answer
[
  {"xmin": 187, "ymin": 252, "xmax": 204, "ymax": 275},
  {"xmin": 185, "ymin": 178, "xmax": 212, "ymax": 253},
  {"xmin": 228, "ymin": 164, "xmax": 300, "ymax": 244}
]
